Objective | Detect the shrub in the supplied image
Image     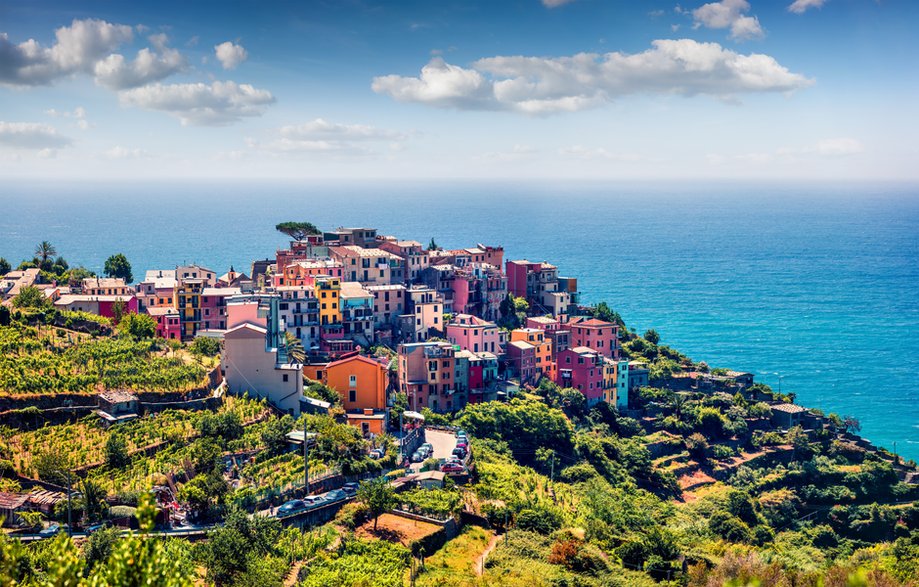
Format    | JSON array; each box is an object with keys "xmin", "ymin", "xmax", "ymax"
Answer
[
  {"xmin": 335, "ymin": 502, "xmax": 370, "ymax": 530},
  {"xmin": 516, "ymin": 506, "xmax": 562, "ymax": 535}
]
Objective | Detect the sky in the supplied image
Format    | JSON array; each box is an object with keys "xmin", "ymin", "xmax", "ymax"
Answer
[{"xmin": 0, "ymin": 0, "xmax": 917, "ymax": 181}]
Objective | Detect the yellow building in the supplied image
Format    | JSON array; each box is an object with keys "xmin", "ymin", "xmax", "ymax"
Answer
[
  {"xmin": 510, "ymin": 328, "xmax": 555, "ymax": 381},
  {"xmin": 316, "ymin": 276, "xmax": 342, "ymax": 326},
  {"xmin": 603, "ymin": 358, "xmax": 618, "ymax": 405},
  {"xmin": 174, "ymin": 278, "xmax": 205, "ymax": 341}
]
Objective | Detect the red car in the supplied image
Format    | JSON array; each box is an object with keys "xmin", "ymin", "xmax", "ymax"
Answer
[{"xmin": 441, "ymin": 462, "xmax": 465, "ymax": 473}]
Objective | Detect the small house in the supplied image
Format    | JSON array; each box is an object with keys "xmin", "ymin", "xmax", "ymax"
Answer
[
  {"xmin": 96, "ymin": 391, "xmax": 140, "ymax": 424},
  {"xmin": 770, "ymin": 403, "xmax": 805, "ymax": 429}
]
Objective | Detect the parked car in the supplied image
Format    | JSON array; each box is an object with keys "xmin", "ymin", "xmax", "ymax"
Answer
[
  {"xmin": 324, "ymin": 489, "xmax": 348, "ymax": 502},
  {"xmin": 420, "ymin": 443, "xmax": 433, "ymax": 454},
  {"xmin": 441, "ymin": 461, "xmax": 465, "ymax": 473},
  {"xmin": 456, "ymin": 439, "xmax": 468, "ymax": 449},
  {"xmin": 302, "ymin": 495, "xmax": 326, "ymax": 509},
  {"xmin": 38, "ymin": 523, "xmax": 60, "ymax": 538},
  {"xmin": 452, "ymin": 447, "xmax": 467, "ymax": 460},
  {"xmin": 342, "ymin": 482, "xmax": 360, "ymax": 496},
  {"xmin": 277, "ymin": 500, "xmax": 306, "ymax": 516},
  {"xmin": 411, "ymin": 450, "xmax": 424, "ymax": 463},
  {"xmin": 84, "ymin": 521, "xmax": 111, "ymax": 535},
  {"xmin": 369, "ymin": 448, "xmax": 384, "ymax": 459}
]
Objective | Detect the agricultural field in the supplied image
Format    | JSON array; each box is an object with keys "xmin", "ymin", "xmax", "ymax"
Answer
[{"xmin": 0, "ymin": 323, "xmax": 209, "ymax": 395}]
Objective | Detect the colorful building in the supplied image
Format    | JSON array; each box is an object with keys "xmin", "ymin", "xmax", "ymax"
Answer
[
  {"xmin": 201, "ymin": 287, "xmax": 241, "ymax": 331},
  {"xmin": 339, "ymin": 281, "xmax": 374, "ymax": 345},
  {"xmin": 505, "ymin": 259, "xmax": 575, "ymax": 316},
  {"xmin": 397, "ymin": 341, "xmax": 457, "ymax": 412},
  {"xmin": 329, "ymin": 246, "xmax": 405, "ymax": 285},
  {"xmin": 223, "ymin": 295, "xmax": 304, "ymax": 415},
  {"xmin": 506, "ymin": 340, "xmax": 536, "ymax": 385},
  {"xmin": 174, "ymin": 278, "xmax": 205, "ymax": 341},
  {"xmin": 365, "ymin": 284, "xmax": 405, "ymax": 329},
  {"xmin": 402, "ymin": 286, "xmax": 443, "ymax": 342},
  {"xmin": 277, "ymin": 285, "xmax": 320, "ymax": 352},
  {"xmin": 318, "ymin": 354, "xmax": 390, "ymax": 436},
  {"xmin": 568, "ymin": 317, "xmax": 620, "ymax": 359},
  {"xmin": 136, "ymin": 270, "xmax": 176, "ymax": 313},
  {"xmin": 445, "ymin": 314, "xmax": 501, "ymax": 355},
  {"xmin": 556, "ymin": 346, "xmax": 606, "ymax": 406},
  {"xmin": 510, "ymin": 328, "xmax": 554, "ymax": 381},
  {"xmin": 176, "ymin": 265, "xmax": 216, "ymax": 286},
  {"xmin": 148, "ymin": 306, "xmax": 181, "ymax": 340},
  {"xmin": 54, "ymin": 294, "xmax": 137, "ymax": 318},
  {"xmin": 81, "ymin": 277, "xmax": 132, "ymax": 296},
  {"xmin": 378, "ymin": 239, "xmax": 430, "ymax": 282},
  {"xmin": 276, "ymin": 259, "xmax": 344, "ymax": 287}
]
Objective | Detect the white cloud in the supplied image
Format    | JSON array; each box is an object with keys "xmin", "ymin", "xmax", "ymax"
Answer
[
  {"xmin": 0, "ymin": 121, "xmax": 72, "ymax": 149},
  {"xmin": 373, "ymin": 40, "xmax": 812, "ymax": 114},
  {"xmin": 46, "ymin": 106, "xmax": 92, "ymax": 130},
  {"xmin": 788, "ymin": 0, "xmax": 827, "ymax": 14},
  {"xmin": 94, "ymin": 45, "xmax": 185, "ymax": 89},
  {"xmin": 559, "ymin": 145, "xmax": 641, "ymax": 161},
  {"xmin": 104, "ymin": 145, "xmax": 148, "ymax": 158},
  {"xmin": 250, "ymin": 118, "xmax": 408, "ymax": 155},
  {"xmin": 0, "ymin": 18, "xmax": 133, "ymax": 86},
  {"xmin": 118, "ymin": 80, "xmax": 275, "ymax": 126},
  {"xmin": 279, "ymin": 118, "xmax": 406, "ymax": 141},
  {"xmin": 542, "ymin": 0, "xmax": 576, "ymax": 7},
  {"xmin": 214, "ymin": 41, "xmax": 248, "ymax": 70},
  {"xmin": 692, "ymin": 0, "xmax": 764, "ymax": 41},
  {"xmin": 815, "ymin": 137, "xmax": 863, "ymax": 156},
  {"xmin": 476, "ymin": 144, "xmax": 538, "ymax": 162}
]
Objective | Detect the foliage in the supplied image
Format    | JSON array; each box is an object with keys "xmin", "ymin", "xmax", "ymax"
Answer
[
  {"xmin": 117, "ymin": 312, "xmax": 157, "ymax": 339},
  {"xmin": 284, "ymin": 331, "xmax": 305, "ymax": 364},
  {"xmin": 643, "ymin": 329, "xmax": 660, "ymax": 345},
  {"xmin": 299, "ymin": 538, "xmax": 409, "ymax": 587},
  {"xmin": 458, "ymin": 398, "xmax": 573, "ymax": 465},
  {"xmin": 103, "ymin": 253, "xmax": 133, "ymax": 283},
  {"xmin": 0, "ymin": 257, "xmax": 10, "ymax": 275},
  {"xmin": 104, "ymin": 434, "xmax": 130, "ymax": 469},
  {"xmin": 190, "ymin": 336, "xmax": 221, "ymax": 357},
  {"xmin": 275, "ymin": 221, "xmax": 320, "ymax": 241},
  {"xmin": 12, "ymin": 286, "xmax": 50, "ymax": 309},
  {"xmin": 357, "ymin": 476, "xmax": 397, "ymax": 531}
]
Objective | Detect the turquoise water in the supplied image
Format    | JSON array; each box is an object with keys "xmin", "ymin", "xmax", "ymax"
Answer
[{"xmin": 2, "ymin": 180, "xmax": 917, "ymax": 460}]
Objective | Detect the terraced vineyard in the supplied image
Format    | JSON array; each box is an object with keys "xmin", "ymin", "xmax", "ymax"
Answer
[{"xmin": 0, "ymin": 323, "xmax": 208, "ymax": 395}]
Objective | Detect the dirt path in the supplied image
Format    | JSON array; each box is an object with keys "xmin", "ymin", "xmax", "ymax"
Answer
[{"xmin": 473, "ymin": 532, "xmax": 502, "ymax": 577}]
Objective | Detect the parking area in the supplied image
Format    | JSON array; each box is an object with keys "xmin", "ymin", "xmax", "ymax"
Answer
[{"xmin": 407, "ymin": 428, "xmax": 457, "ymax": 472}]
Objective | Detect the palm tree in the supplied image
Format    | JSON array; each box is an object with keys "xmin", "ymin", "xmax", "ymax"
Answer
[
  {"xmin": 34, "ymin": 241, "xmax": 57, "ymax": 264},
  {"xmin": 285, "ymin": 332, "xmax": 306, "ymax": 364}
]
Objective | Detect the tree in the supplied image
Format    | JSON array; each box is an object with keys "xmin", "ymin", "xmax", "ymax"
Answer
[
  {"xmin": 285, "ymin": 331, "xmax": 306, "ymax": 363},
  {"xmin": 686, "ymin": 433, "xmax": 709, "ymax": 463},
  {"xmin": 0, "ymin": 257, "xmax": 10, "ymax": 275},
  {"xmin": 643, "ymin": 329, "xmax": 660, "ymax": 345},
  {"xmin": 103, "ymin": 253, "xmax": 133, "ymax": 283},
  {"xmin": 357, "ymin": 476, "xmax": 396, "ymax": 531},
  {"xmin": 198, "ymin": 411, "xmax": 243, "ymax": 441},
  {"xmin": 427, "ymin": 238, "xmax": 440, "ymax": 251},
  {"xmin": 34, "ymin": 241, "xmax": 57, "ymax": 265},
  {"xmin": 34, "ymin": 448, "xmax": 71, "ymax": 486},
  {"xmin": 104, "ymin": 434, "xmax": 130, "ymax": 469},
  {"xmin": 498, "ymin": 293, "xmax": 523, "ymax": 329},
  {"xmin": 12, "ymin": 285, "xmax": 50, "ymax": 309},
  {"xmin": 110, "ymin": 299, "xmax": 127, "ymax": 324},
  {"xmin": 276, "ymin": 221, "xmax": 320, "ymax": 241},
  {"xmin": 843, "ymin": 415, "xmax": 862, "ymax": 434},
  {"xmin": 190, "ymin": 336, "xmax": 221, "ymax": 357},
  {"xmin": 117, "ymin": 312, "xmax": 156, "ymax": 339},
  {"xmin": 80, "ymin": 479, "xmax": 108, "ymax": 523},
  {"xmin": 260, "ymin": 415, "xmax": 295, "ymax": 456}
]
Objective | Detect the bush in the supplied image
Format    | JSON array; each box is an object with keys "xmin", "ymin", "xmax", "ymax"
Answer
[
  {"xmin": 189, "ymin": 336, "xmax": 221, "ymax": 357},
  {"xmin": 709, "ymin": 511, "xmax": 753, "ymax": 543},
  {"xmin": 516, "ymin": 506, "xmax": 562, "ymax": 535},
  {"xmin": 335, "ymin": 502, "xmax": 370, "ymax": 530}
]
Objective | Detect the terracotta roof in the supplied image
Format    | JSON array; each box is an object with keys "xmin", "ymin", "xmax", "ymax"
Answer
[
  {"xmin": 99, "ymin": 390, "xmax": 138, "ymax": 403},
  {"xmin": 0, "ymin": 492, "xmax": 29, "ymax": 510},
  {"xmin": 771, "ymin": 403, "xmax": 805, "ymax": 414}
]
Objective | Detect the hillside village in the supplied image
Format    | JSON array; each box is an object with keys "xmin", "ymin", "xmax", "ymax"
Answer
[{"xmin": 0, "ymin": 224, "xmax": 917, "ymax": 586}]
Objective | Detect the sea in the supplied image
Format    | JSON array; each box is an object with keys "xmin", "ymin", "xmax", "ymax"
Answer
[{"xmin": 2, "ymin": 180, "xmax": 917, "ymax": 461}]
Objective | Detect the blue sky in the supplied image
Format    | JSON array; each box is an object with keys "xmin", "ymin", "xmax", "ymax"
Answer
[{"xmin": 1, "ymin": 0, "xmax": 916, "ymax": 180}]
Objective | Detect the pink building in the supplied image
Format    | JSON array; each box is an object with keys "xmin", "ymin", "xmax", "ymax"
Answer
[
  {"xmin": 201, "ymin": 287, "xmax": 241, "ymax": 331},
  {"xmin": 506, "ymin": 340, "xmax": 536, "ymax": 385},
  {"xmin": 568, "ymin": 317, "xmax": 620, "ymax": 359},
  {"xmin": 148, "ymin": 307, "xmax": 181, "ymax": 340},
  {"xmin": 54, "ymin": 294, "xmax": 137, "ymax": 319},
  {"xmin": 555, "ymin": 346, "xmax": 606, "ymax": 406},
  {"xmin": 445, "ymin": 314, "xmax": 501, "ymax": 355}
]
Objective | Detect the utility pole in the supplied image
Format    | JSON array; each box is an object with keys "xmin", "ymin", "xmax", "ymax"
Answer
[
  {"xmin": 303, "ymin": 418, "xmax": 309, "ymax": 495},
  {"xmin": 549, "ymin": 453, "xmax": 554, "ymax": 483},
  {"xmin": 399, "ymin": 411, "xmax": 404, "ymax": 464},
  {"xmin": 66, "ymin": 470, "xmax": 72, "ymax": 537}
]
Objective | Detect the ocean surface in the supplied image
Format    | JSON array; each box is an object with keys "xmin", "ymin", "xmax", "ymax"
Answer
[{"xmin": 2, "ymin": 180, "xmax": 918, "ymax": 461}]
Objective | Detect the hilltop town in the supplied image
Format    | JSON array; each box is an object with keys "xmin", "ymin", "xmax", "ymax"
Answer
[{"xmin": 0, "ymin": 223, "xmax": 917, "ymax": 586}]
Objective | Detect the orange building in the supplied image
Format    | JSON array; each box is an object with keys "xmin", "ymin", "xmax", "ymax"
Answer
[
  {"xmin": 306, "ymin": 354, "xmax": 389, "ymax": 436},
  {"xmin": 510, "ymin": 328, "xmax": 555, "ymax": 382}
]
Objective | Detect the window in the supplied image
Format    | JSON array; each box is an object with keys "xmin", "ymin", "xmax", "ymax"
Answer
[
  {"xmin": 349, "ymin": 374, "xmax": 357, "ymax": 387},
  {"xmin": 282, "ymin": 374, "xmax": 289, "ymax": 382},
  {"xmin": 349, "ymin": 389, "xmax": 356, "ymax": 402}
]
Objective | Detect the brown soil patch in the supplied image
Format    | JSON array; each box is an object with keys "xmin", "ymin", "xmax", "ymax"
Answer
[{"xmin": 355, "ymin": 513, "xmax": 441, "ymax": 546}]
